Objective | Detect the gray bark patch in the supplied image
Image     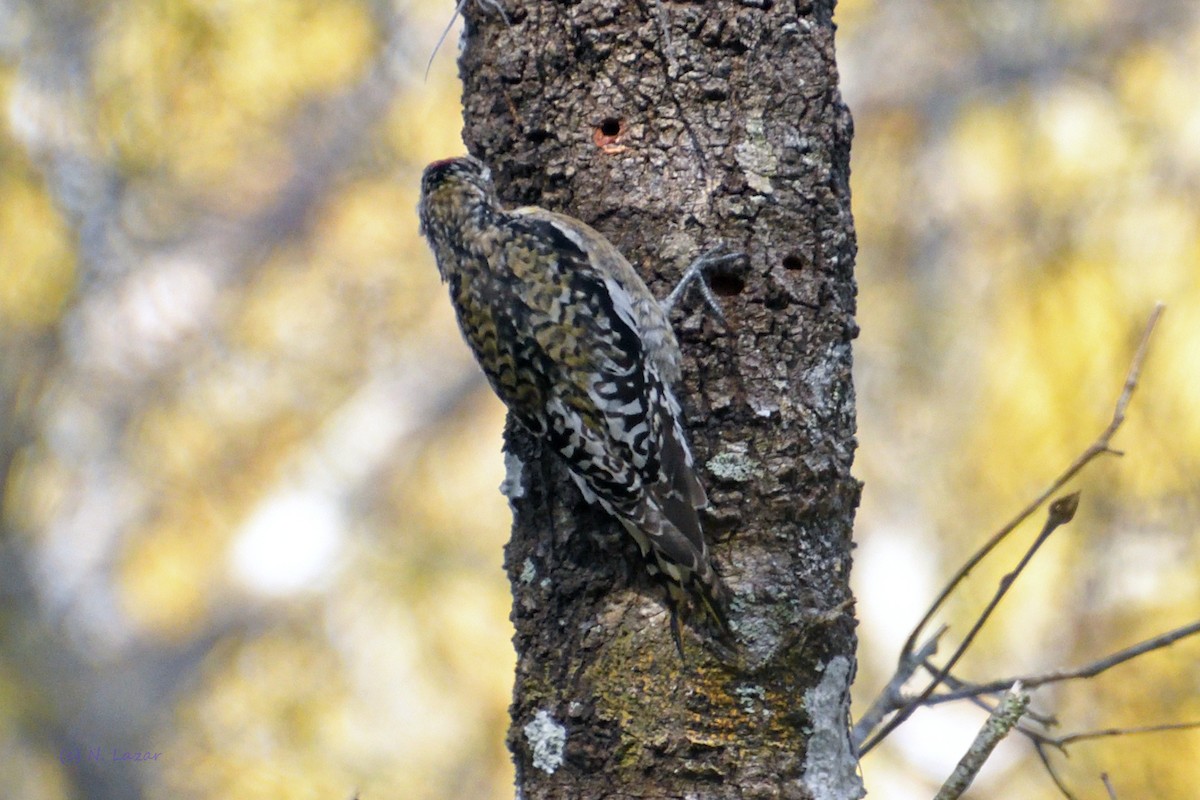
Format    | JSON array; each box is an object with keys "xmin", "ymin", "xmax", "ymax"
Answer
[{"xmin": 801, "ymin": 656, "xmax": 865, "ymax": 800}]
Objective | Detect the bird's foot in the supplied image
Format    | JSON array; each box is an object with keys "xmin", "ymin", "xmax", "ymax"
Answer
[{"xmin": 662, "ymin": 245, "xmax": 746, "ymax": 324}]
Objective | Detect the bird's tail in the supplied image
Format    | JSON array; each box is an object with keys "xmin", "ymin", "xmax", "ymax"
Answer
[{"xmin": 620, "ymin": 506, "xmax": 735, "ymax": 652}]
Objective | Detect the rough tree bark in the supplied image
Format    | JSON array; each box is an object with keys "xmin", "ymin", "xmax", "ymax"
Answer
[{"xmin": 457, "ymin": 1, "xmax": 860, "ymax": 797}]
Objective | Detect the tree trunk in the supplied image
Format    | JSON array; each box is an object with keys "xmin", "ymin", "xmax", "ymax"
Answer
[{"xmin": 458, "ymin": 2, "xmax": 861, "ymax": 797}]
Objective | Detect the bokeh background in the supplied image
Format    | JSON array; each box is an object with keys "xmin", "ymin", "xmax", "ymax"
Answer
[{"xmin": 0, "ymin": 0, "xmax": 1197, "ymax": 798}]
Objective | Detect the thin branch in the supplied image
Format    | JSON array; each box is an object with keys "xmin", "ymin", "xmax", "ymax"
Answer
[
  {"xmin": 424, "ymin": 0, "xmax": 512, "ymax": 80},
  {"xmin": 1026, "ymin": 721, "xmax": 1200, "ymax": 797},
  {"xmin": 1051, "ymin": 721, "xmax": 1200, "ymax": 748},
  {"xmin": 424, "ymin": 0, "xmax": 470, "ymax": 80},
  {"xmin": 933, "ymin": 683, "xmax": 1030, "ymax": 800},
  {"xmin": 932, "ymin": 671, "xmax": 1063, "ymax": 749},
  {"xmin": 1101, "ymin": 773, "xmax": 1119, "ymax": 800},
  {"xmin": 898, "ymin": 303, "xmax": 1165, "ymax": 663},
  {"xmin": 859, "ymin": 493, "xmax": 1080, "ymax": 754},
  {"xmin": 924, "ymin": 619, "xmax": 1200, "ymax": 706},
  {"xmin": 1034, "ymin": 741, "xmax": 1080, "ymax": 800},
  {"xmin": 856, "ymin": 304, "xmax": 1166, "ymax": 753},
  {"xmin": 926, "ymin": 663, "xmax": 1058, "ymax": 726}
]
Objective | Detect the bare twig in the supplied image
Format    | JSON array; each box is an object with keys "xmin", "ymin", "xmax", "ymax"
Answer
[
  {"xmin": 1034, "ymin": 741, "xmax": 1080, "ymax": 800},
  {"xmin": 1050, "ymin": 720, "xmax": 1200, "ymax": 748},
  {"xmin": 898, "ymin": 303, "xmax": 1165, "ymax": 664},
  {"xmin": 424, "ymin": 0, "xmax": 513, "ymax": 80},
  {"xmin": 1025, "ymin": 722, "xmax": 1199, "ymax": 798},
  {"xmin": 924, "ymin": 619, "xmax": 1200, "ymax": 706},
  {"xmin": 856, "ymin": 304, "xmax": 1166, "ymax": 753},
  {"xmin": 917, "ymin": 668, "xmax": 1063, "ymax": 754},
  {"xmin": 1101, "ymin": 772, "xmax": 1119, "ymax": 800},
  {"xmin": 859, "ymin": 493, "xmax": 1080, "ymax": 754},
  {"xmin": 933, "ymin": 683, "xmax": 1030, "ymax": 800},
  {"xmin": 425, "ymin": 0, "xmax": 470, "ymax": 80},
  {"xmin": 925, "ymin": 663, "xmax": 1058, "ymax": 726}
]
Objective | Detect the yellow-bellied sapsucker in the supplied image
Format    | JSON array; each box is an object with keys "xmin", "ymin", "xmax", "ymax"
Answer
[{"xmin": 418, "ymin": 155, "xmax": 731, "ymax": 646}]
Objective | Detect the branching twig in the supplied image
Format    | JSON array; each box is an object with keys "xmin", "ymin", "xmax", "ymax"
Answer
[
  {"xmin": 1049, "ymin": 720, "xmax": 1200, "ymax": 748},
  {"xmin": 926, "ymin": 664, "xmax": 1058, "ymax": 726},
  {"xmin": 933, "ymin": 683, "xmax": 1030, "ymax": 800},
  {"xmin": 923, "ymin": 619, "xmax": 1200, "ymax": 706},
  {"xmin": 856, "ymin": 304, "xmax": 1166, "ymax": 754},
  {"xmin": 897, "ymin": 303, "xmax": 1164, "ymax": 663},
  {"xmin": 1026, "ymin": 721, "xmax": 1200, "ymax": 798},
  {"xmin": 1034, "ymin": 741, "xmax": 1079, "ymax": 800},
  {"xmin": 859, "ymin": 493, "xmax": 1080, "ymax": 754}
]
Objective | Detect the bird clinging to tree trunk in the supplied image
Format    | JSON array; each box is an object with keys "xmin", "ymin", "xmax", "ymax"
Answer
[{"xmin": 418, "ymin": 155, "xmax": 736, "ymax": 652}]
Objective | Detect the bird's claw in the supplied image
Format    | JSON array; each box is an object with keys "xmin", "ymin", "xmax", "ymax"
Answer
[{"xmin": 663, "ymin": 245, "xmax": 746, "ymax": 325}]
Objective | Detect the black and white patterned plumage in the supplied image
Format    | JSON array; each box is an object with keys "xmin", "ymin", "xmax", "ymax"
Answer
[{"xmin": 418, "ymin": 156, "xmax": 729, "ymax": 641}]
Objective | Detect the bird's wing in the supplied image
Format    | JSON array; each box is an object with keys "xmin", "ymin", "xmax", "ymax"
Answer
[
  {"xmin": 499, "ymin": 213, "xmax": 710, "ymax": 551},
  {"xmin": 445, "ymin": 263, "xmax": 552, "ymax": 436}
]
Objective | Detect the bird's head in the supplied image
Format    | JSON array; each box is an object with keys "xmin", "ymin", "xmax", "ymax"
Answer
[{"xmin": 417, "ymin": 156, "xmax": 498, "ymax": 238}]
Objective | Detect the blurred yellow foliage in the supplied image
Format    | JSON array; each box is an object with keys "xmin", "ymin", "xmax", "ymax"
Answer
[
  {"xmin": 949, "ymin": 101, "xmax": 1026, "ymax": 215},
  {"xmin": 386, "ymin": 83, "xmax": 468, "ymax": 163},
  {"xmin": 0, "ymin": 169, "xmax": 75, "ymax": 328},
  {"xmin": 118, "ymin": 512, "xmax": 220, "ymax": 638},
  {"xmin": 96, "ymin": 0, "xmax": 377, "ymax": 195},
  {"xmin": 166, "ymin": 632, "xmax": 360, "ymax": 799}
]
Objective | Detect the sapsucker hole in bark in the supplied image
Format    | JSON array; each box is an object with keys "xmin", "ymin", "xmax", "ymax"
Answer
[
  {"xmin": 593, "ymin": 118, "xmax": 627, "ymax": 153},
  {"xmin": 782, "ymin": 253, "xmax": 807, "ymax": 271},
  {"xmin": 709, "ymin": 271, "xmax": 746, "ymax": 297}
]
